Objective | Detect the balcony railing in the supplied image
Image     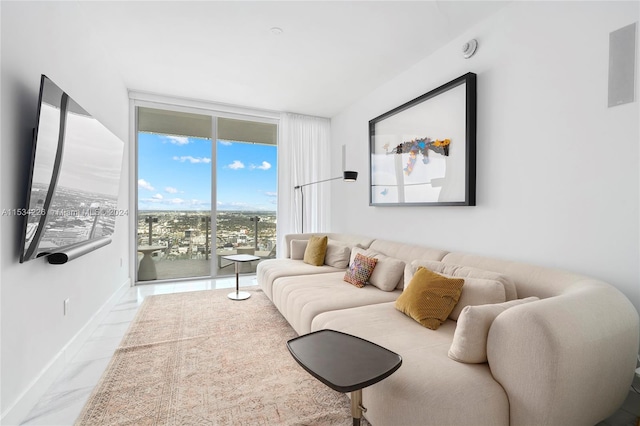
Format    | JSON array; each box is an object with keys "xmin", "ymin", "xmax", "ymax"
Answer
[{"xmin": 136, "ymin": 211, "xmax": 276, "ymax": 281}]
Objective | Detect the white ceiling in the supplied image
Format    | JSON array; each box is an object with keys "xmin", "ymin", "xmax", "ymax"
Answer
[{"xmin": 85, "ymin": 1, "xmax": 507, "ymax": 117}]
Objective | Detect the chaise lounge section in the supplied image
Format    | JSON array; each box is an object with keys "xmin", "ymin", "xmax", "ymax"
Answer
[{"xmin": 256, "ymin": 233, "xmax": 640, "ymax": 426}]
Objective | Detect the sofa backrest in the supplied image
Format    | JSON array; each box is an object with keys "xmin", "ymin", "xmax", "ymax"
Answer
[
  {"xmin": 282, "ymin": 233, "xmax": 375, "ymax": 258},
  {"xmin": 367, "ymin": 239, "xmax": 449, "ymax": 290},
  {"xmin": 368, "ymin": 239, "xmax": 449, "ymax": 264},
  {"xmin": 441, "ymin": 251, "xmax": 591, "ymax": 299}
]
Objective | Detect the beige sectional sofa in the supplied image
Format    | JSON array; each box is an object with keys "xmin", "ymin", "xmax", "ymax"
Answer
[{"xmin": 256, "ymin": 233, "xmax": 640, "ymax": 426}]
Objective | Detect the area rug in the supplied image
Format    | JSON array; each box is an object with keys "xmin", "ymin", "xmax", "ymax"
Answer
[{"xmin": 76, "ymin": 287, "xmax": 367, "ymax": 425}]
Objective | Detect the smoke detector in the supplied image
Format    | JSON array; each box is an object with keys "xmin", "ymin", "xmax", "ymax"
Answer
[{"xmin": 462, "ymin": 39, "xmax": 478, "ymax": 59}]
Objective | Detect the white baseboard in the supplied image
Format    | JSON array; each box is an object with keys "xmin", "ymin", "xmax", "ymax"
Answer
[{"xmin": 1, "ymin": 279, "xmax": 131, "ymax": 426}]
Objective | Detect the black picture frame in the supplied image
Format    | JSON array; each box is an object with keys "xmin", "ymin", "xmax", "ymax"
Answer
[{"xmin": 369, "ymin": 72, "xmax": 476, "ymax": 206}]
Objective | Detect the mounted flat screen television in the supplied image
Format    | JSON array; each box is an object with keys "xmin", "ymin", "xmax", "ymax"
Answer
[{"xmin": 20, "ymin": 75, "xmax": 125, "ymax": 264}]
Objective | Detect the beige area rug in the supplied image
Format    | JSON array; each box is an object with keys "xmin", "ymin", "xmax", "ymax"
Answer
[{"xmin": 76, "ymin": 287, "xmax": 369, "ymax": 425}]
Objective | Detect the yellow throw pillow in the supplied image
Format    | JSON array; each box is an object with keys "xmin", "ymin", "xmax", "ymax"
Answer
[
  {"xmin": 303, "ymin": 235, "xmax": 328, "ymax": 266},
  {"xmin": 395, "ymin": 267, "xmax": 464, "ymax": 330}
]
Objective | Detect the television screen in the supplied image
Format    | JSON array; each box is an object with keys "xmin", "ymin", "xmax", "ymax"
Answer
[{"xmin": 20, "ymin": 75, "xmax": 125, "ymax": 263}]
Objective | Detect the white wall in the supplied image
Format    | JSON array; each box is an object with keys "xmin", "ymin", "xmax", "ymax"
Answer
[
  {"xmin": 331, "ymin": 1, "xmax": 640, "ymax": 316},
  {"xmin": 1, "ymin": 2, "xmax": 130, "ymax": 421}
]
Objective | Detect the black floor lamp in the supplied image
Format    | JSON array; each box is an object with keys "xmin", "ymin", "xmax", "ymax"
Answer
[{"xmin": 294, "ymin": 171, "xmax": 358, "ymax": 233}]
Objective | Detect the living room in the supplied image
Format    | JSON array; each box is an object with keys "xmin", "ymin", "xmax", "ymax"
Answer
[{"xmin": 1, "ymin": 1, "xmax": 639, "ymax": 425}]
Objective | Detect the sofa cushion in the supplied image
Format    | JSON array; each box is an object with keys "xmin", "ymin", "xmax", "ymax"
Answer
[
  {"xmin": 395, "ymin": 267, "xmax": 464, "ymax": 330},
  {"xmin": 448, "ymin": 297, "xmax": 540, "ymax": 363},
  {"xmin": 256, "ymin": 259, "xmax": 346, "ymax": 301},
  {"xmin": 303, "ymin": 235, "xmax": 328, "ymax": 266},
  {"xmin": 406, "ymin": 260, "xmax": 518, "ymax": 301},
  {"xmin": 344, "ymin": 253, "xmax": 378, "ymax": 288},
  {"xmin": 324, "ymin": 240, "xmax": 351, "ymax": 268},
  {"xmin": 351, "ymin": 247, "xmax": 405, "ymax": 292},
  {"xmin": 271, "ymin": 272, "xmax": 400, "ymax": 335},
  {"xmin": 310, "ymin": 302, "xmax": 509, "ymax": 426}
]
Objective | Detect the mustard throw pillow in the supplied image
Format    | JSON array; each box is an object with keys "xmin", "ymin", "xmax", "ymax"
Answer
[
  {"xmin": 303, "ymin": 235, "xmax": 328, "ymax": 266},
  {"xmin": 395, "ymin": 267, "xmax": 464, "ymax": 330}
]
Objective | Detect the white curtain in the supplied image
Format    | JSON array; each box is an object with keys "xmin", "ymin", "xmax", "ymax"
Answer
[{"xmin": 277, "ymin": 113, "xmax": 331, "ymax": 256}]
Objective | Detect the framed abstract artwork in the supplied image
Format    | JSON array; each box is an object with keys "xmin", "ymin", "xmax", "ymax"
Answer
[{"xmin": 369, "ymin": 72, "xmax": 476, "ymax": 206}]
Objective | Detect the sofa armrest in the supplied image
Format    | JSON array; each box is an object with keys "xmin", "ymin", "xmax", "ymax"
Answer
[{"xmin": 486, "ymin": 283, "xmax": 639, "ymax": 426}]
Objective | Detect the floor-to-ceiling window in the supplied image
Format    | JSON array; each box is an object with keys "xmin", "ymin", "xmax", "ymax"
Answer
[{"xmin": 135, "ymin": 106, "xmax": 277, "ymax": 283}]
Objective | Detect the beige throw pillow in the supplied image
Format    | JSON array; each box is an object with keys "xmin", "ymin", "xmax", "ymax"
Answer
[
  {"xmin": 290, "ymin": 239, "xmax": 308, "ymax": 260},
  {"xmin": 303, "ymin": 235, "xmax": 328, "ymax": 266},
  {"xmin": 448, "ymin": 297, "xmax": 540, "ymax": 363},
  {"xmin": 324, "ymin": 241, "xmax": 351, "ymax": 268},
  {"xmin": 448, "ymin": 277, "xmax": 507, "ymax": 320}
]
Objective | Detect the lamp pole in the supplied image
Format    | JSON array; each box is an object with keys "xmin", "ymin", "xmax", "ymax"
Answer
[{"xmin": 294, "ymin": 171, "xmax": 358, "ymax": 233}]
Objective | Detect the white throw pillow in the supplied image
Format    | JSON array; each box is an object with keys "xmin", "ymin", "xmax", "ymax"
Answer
[
  {"xmin": 290, "ymin": 239, "xmax": 308, "ymax": 260},
  {"xmin": 448, "ymin": 297, "xmax": 539, "ymax": 364},
  {"xmin": 406, "ymin": 260, "xmax": 518, "ymax": 301},
  {"xmin": 324, "ymin": 241, "xmax": 351, "ymax": 269},
  {"xmin": 368, "ymin": 253, "xmax": 405, "ymax": 292}
]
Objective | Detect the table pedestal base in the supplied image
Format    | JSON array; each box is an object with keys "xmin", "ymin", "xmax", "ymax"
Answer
[
  {"xmin": 227, "ymin": 290, "xmax": 251, "ymax": 300},
  {"xmin": 350, "ymin": 389, "xmax": 366, "ymax": 426},
  {"xmin": 226, "ymin": 257, "xmax": 254, "ymax": 300}
]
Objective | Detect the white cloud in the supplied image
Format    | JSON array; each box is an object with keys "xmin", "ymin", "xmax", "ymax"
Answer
[
  {"xmin": 138, "ymin": 197, "xmax": 211, "ymax": 210},
  {"xmin": 219, "ymin": 140, "xmax": 232, "ymax": 146},
  {"xmin": 228, "ymin": 160, "xmax": 245, "ymax": 170},
  {"xmin": 172, "ymin": 156, "xmax": 211, "ymax": 164},
  {"xmin": 165, "ymin": 187, "xmax": 178, "ymax": 194},
  {"xmin": 265, "ymin": 191, "xmax": 277, "ymax": 197},
  {"xmin": 162, "ymin": 136, "xmax": 190, "ymax": 145},
  {"xmin": 152, "ymin": 193, "xmax": 163, "ymax": 200},
  {"xmin": 138, "ymin": 179, "xmax": 155, "ymax": 191},
  {"xmin": 250, "ymin": 161, "xmax": 272, "ymax": 171}
]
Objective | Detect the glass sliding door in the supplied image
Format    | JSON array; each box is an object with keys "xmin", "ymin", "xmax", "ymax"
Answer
[
  {"xmin": 135, "ymin": 107, "xmax": 277, "ymax": 282},
  {"xmin": 136, "ymin": 107, "xmax": 213, "ymax": 281},
  {"xmin": 215, "ymin": 118, "xmax": 278, "ymax": 275}
]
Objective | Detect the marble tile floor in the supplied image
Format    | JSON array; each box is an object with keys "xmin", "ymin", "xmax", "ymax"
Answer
[
  {"xmin": 598, "ymin": 379, "xmax": 640, "ymax": 426},
  {"xmin": 19, "ymin": 275, "xmax": 257, "ymax": 426},
  {"xmin": 18, "ymin": 274, "xmax": 640, "ymax": 426}
]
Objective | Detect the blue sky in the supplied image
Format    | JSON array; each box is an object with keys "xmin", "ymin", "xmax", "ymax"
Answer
[{"xmin": 138, "ymin": 133, "xmax": 277, "ymax": 211}]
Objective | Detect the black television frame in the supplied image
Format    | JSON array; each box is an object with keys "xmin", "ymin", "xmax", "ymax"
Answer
[{"xmin": 19, "ymin": 75, "xmax": 124, "ymax": 264}]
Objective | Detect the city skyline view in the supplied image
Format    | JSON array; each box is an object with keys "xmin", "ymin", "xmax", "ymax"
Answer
[{"xmin": 138, "ymin": 132, "xmax": 277, "ymax": 212}]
